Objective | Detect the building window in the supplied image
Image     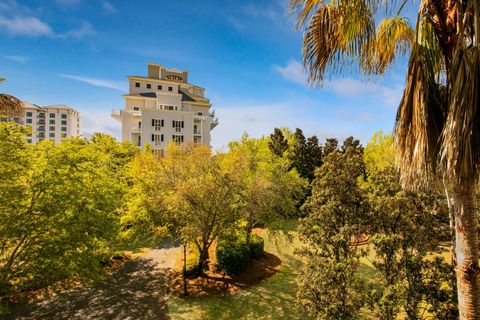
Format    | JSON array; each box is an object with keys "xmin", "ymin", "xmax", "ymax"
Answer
[
  {"xmin": 61, "ymin": 120, "xmax": 67, "ymax": 125},
  {"xmin": 49, "ymin": 120, "xmax": 55, "ymax": 124},
  {"xmin": 164, "ymin": 105, "xmax": 176, "ymax": 111},
  {"xmin": 26, "ymin": 112, "xmax": 33, "ymax": 117},
  {"xmin": 49, "ymin": 126, "xmax": 55, "ymax": 131},
  {"xmin": 27, "ymin": 138, "xmax": 32, "ymax": 144},
  {"xmin": 61, "ymin": 114, "xmax": 67, "ymax": 119},
  {"xmin": 151, "ymin": 134, "xmax": 163, "ymax": 146},
  {"xmin": 37, "ymin": 126, "xmax": 45, "ymax": 131},
  {"xmin": 61, "ymin": 133, "xmax": 67, "ymax": 138},
  {"xmin": 172, "ymin": 135, "xmax": 184, "ymax": 145},
  {"xmin": 26, "ymin": 118, "xmax": 32, "ymax": 124},
  {"xmin": 168, "ymin": 86, "xmax": 173, "ymax": 92},
  {"xmin": 49, "ymin": 113, "xmax": 55, "ymax": 118},
  {"xmin": 197, "ymin": 112, "xmax": 203, "ymax": 116},
  {"xmin": 172, "ymin": 120, "xmax": 184, "ymax": 132},
  {"xmin": 135, "ymin": 82, "xmax": 140, "ymax": 88},
  {"xmin": 133, "ymin": 106, "xmax": 140, "ymax": 111},
  {"xmin": 38, "ymin": 113, "xmax": 45, "ymax": 119},
  {"xmin": 61, "ymin": 127, "xmax": 67, "ymax": 132},
  {"xmin": 158, "ymin": 85, "xmax": 162, "ymax": 90},
  {"xmin": 152, "ymin": 119, "xmax": 164, "ymax": 131},
  {"xmin": 49, "ymin": 133, "xmax": 55, "ymax": 138},
  {"xmin": 147, "ymin": 84, "xmax": 151, "ymax": 89}
]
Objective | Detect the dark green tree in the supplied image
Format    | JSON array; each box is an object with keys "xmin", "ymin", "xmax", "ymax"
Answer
[
  {"xmin": 297, "ymin": 137, "xmax": 367, "ymax": 319},
  {"xmin": 268, "ymin": 127, "xmax": 289, "ymax": 158}
]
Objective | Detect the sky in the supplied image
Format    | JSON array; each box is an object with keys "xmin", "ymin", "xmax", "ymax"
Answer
[{"xmin": 0, "ymin": 0, "xmax": 419, "ymax": 150}]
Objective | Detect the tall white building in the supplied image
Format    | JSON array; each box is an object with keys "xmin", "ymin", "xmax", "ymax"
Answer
[
  {"xmin": 112, "ymin": 62, "xmax": 218, "ymax": 150},
  {"xmin": 2, "ymin": 101, "xmax": 81, "ymax": 144}
]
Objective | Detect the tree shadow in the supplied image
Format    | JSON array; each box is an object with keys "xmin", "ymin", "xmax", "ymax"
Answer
[{"xmin": 6, "ymin": 257, "xmax": 173, "ymax": 320}]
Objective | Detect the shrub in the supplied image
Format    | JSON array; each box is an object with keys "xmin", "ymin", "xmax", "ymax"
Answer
[
  {"xmin": 216, "ymin": 239, "xmax": 251, "ymax": 276},
  {"xmin": 249, "ymin": 234, "xmax": 265, "ymax": 259},
  {"xmin": 185, "ymin": 245, "xmax": 200, "ymax": 276}
]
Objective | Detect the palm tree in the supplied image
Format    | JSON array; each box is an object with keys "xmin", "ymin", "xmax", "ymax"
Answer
[
  {"xmin": 0, "ymin": 77, "xmax": 23, "ymax": 118},
  {"xmin": 290, "ymin": 0, "xmax": 480, "ymax": 318}
]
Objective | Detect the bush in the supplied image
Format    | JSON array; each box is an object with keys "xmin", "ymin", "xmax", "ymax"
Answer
[
  {"xmin": 185, "ymin": 245, "xmax": 200, "ymax": 276},
  {"xmin": 216, "ymin": 239, "xmax": 251, "ymax": 276},
  {"xmin": 249, "ymin": 234, "xmax": 265, "ymax": 259}
]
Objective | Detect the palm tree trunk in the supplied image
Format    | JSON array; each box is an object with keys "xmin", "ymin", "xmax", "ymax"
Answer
[{"xmin": 453, "ymin": 179, "xmax": 480, "ymax": 319}]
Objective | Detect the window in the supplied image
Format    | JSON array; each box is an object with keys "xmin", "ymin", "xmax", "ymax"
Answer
[
  {"xmin": 164, "ymin": 105, "xmax": 175, "ymax": 111},
  {"xmin": 61, "ymin": 120, "xmax": 67, "ymax": 125},
  {"xmin": 37, "ymin": 119, "xmax": 45, "ymax": 125},
  {"xmin": 61, "ymin": 133, "xmax": 67, "ymax": 138},
  {"xmin": 49, "ymin": 120, "xmax": 55, "ymax": 125},
  {"xmin": 168, "ymin": 86, "xmax": 173, "ymax": 92},
  {"xmin": 38, "ymin": 113, "xmax": 45, "ymax": 119},
  {"xmin": 37, "ymin": 126, "xmax": 45, "ymax": 131},
  {"xmin": 61, "ymin": 114, "xmax": 67, "ymax": 119},
  {"xmin": 133, "ymin": 106, "xmax": 140, "ymax": 111},
  {"xmin": 197, "ymin": 112, "xmax": 203, "ymax": 116},
  {"xmin": 147, "ymin": 84, "xmax": 151, "ymax": 89},
  {"xmin": 61, "ymin": 127, "xmax": 67, "ymax": 132},
  {"xmin": 49, "ymin": 113, "xmax": 55, "ymax": 118},
  {"xmin": 158, "ymin": 85, "xmax": 162, "ymax": 90},
  {"xmin": 26, "ymin": 118, "xmax": 32, "ymax": 124},
  {"xmin": 151, "ymin": 134, "xmax": 163, "ymax": 146},
  {"xmin": 49, "ymin": 133, "xmax": 55, "ymax": 138},
  {"xmin": 135, "ymin": 82, "xmax": 140, "ymax": 88},
  {"xmin": 49, "ymin": 126, "xmax": 55, "ymax": 131},
  {"xmin": 172, "ymin": 135, "xmax": 184, "ymax": 145},
  {"xmin": 172, "ymin": 120, "xmax": 184, "ymax": 132},
  {"xmin": 152, "ymin": 119, "xmax": 164, "ymax": 131},
  {"xmin": 26, "ymin": 112, "xmax": 33, "ymax": 117}
]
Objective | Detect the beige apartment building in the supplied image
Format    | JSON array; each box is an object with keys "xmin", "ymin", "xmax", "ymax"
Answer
[
  {"xmin": 2, "ymin": 101, "xmax": 81, "ymax": 144},
  {"xmin": 111, "ymin": 62, "xmax": 218, "ymax": 150}
]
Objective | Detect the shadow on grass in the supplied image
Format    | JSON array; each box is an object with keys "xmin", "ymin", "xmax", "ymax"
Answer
[{"xmin": 6, "ymin": 258, "xmax": 172, "ymax": 320}]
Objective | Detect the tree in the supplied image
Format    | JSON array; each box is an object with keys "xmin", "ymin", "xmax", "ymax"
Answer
[
  {"xmin": 290, "ymin": 0, "xmax": 480, "ymax": 316},
  {"xmin": 269, "ymin": 127, "xmax": 289, "ymax": 157},
  {"xmin": 289, "ymin": 128, "xmax": 323, "ymax": 182},
  {"xmin": 126, "ymin": 144, "xmax": 242, "ymax": 273},
  {"xmin": 226, "ymin": 134, "xmax": 306, "ymax": 244},
  {"xmin": 297, "ymin": 137, "xmax": 367, "ymax": 319},
  {"xmin": 0, "ymin": 124, "xmax": 128, "ymax": 297}
]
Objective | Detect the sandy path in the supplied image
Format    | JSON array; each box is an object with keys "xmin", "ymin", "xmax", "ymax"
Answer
[{"xmin": 6, "ymin": 243, "xmax": 180, "ymax": 320}]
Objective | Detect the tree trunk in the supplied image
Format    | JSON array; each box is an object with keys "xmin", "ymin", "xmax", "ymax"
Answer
[{"xmin": 453, "ymin": 179, "xmax": 480, "ymax": 319}]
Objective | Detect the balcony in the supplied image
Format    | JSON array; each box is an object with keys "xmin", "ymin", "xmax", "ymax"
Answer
[
  {"xmin": 132, "ymin": 127, "xmax": 141, "ymax": 133},
  {"xmin": 210, "ymin": 110, "xmax": 219, "ymax": 129},
  {"xmin": 111, "ymin": 109, "xmax": 121, "ymax": 121},
  {"xmin": 193, "ymin": 128, "xmax": 201, "ymax": 136}
]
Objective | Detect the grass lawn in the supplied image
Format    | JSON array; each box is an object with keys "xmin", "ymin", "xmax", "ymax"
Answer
[{"xmin": 167, "ymin": 221, "xmax": 307, "ymax": 320}]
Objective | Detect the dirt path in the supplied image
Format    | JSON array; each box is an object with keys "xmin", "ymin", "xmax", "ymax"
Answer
[{"xmin": 6, "ymin": 243, "xmax": 180, "ymax": 320}]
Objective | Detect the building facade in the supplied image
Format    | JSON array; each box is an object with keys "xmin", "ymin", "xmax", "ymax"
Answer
[
  {"xmin": 112, "ymin": 62, "xmax": 218, "ymax": 150},
  {"xmin": 2, "ymin": 101, "xmax": 81, "ymax": 144}
]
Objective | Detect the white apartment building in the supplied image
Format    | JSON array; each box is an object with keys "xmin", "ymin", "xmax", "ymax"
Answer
[
  {"xmin": 3, "ymin": 101, "xmax": 81, "ymax": 144},
  {"xmin": 112, "ymin": 62, "xmax": 218, "ymax": 150}
]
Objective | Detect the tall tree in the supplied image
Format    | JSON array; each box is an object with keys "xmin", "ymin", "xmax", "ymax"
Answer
[
  {"xmin": 289, "ymin": 0, "xmax": 480, "ymax": 317},
  {"xmin": 290, "ymin": 128, "xmax": 323, "ymax": 182},
  {"xmin": 269, "ymin": 127, "xmax": 289, "ymax": 157},
  {"xmin": 297, "ymin": 137, "xmax": 367, "ymax": 319}
]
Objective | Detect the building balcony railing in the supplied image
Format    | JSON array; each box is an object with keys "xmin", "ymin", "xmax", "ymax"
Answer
[
  {"xmin": 193, "ymin": 129, "xmax": 201, "ymax": 135},
  {"xmin": 132, "ymin": 127, "xmax": 141, "ymax": 133}
]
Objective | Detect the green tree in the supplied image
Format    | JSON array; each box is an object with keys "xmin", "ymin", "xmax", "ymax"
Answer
[
  {"xmin": 290, "ymin": 0, "xmax": 480, "ymax": 316},
  {"xmin": 226, "ymin": 134, "xmax": 306, "ymax": 244},
  {"xmin": 268, "ymin": 127, "xmax": 289, "ymax": 157},
  {"xmin": 126, "ymin": 144, "xmax": 242, "ymax": 273},
  {"xmin": 297, "ymin": 137, "xmax": 367, "ymax": 319},
  {"xmin": 0, "ymin": 124, "xmax": 127, "ymax": 297}
]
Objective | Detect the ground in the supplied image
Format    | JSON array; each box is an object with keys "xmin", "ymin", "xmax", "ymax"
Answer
[{"xmin": 5, "ymin": 242, "xmax": 179, "ymax": 320}]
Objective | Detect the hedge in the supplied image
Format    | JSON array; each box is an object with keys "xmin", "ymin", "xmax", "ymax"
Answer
[
  {"xmin": 216, "ymin": 239, "xmax": 251, "ymax": 276},
  {"xmin": 249, "ymin": 234, "xmax": 265, "ymax": 259}
]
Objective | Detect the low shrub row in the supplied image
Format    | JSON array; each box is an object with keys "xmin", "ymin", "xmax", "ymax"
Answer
[{"xmin": 216, "ymin": 233, "xmax": 265, "ymax": 276}]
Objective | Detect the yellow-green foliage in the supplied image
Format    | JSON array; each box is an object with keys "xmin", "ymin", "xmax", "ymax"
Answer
[{"xmin": 364, "ymin": 130, "xmax": 395, "ymax": 173}]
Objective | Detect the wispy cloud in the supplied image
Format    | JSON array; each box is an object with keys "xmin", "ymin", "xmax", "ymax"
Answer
[
  {"xmin": 0, "ymin": 16, "xmax": 53, "ymax": 37},
  {"xmin": 102, "ymin": 1, "xmax": 117, "ymax": 14},
  {"xmin": 58, "ymin": 21, "xmax": 95, "ymax": 39},
  {"xmin": 81, "ymin": 110, "xmax": 121, "ymax": 139},
  {"xmin": 273, "ymin": 59, "xmax": 403, "ymax": 107},
  {"xmin": 58, "ymin": 74, "xmax": 128, "ymax": 91},
  {"xmin": 5, "ymin": 55, "xmax": 31, "ymax": 63}
]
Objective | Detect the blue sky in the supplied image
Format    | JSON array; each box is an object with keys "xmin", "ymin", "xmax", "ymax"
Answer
[{"xmin": 0, "ymin": 0, "xmax": 419, "ymax": 149}]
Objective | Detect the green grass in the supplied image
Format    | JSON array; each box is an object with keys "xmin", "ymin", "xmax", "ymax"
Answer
[{"xmin": 167, "ymin": 227, "xmax": 306, "ymax": 320}]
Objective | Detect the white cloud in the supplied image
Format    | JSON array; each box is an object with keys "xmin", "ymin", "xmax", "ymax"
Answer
[
  {"xmin": 0, "ymin": 16, "xmax": 53, "ymax": 37},
  {"xmin": 272, "ymin": 59, "xmax": 308, "ymax": 85},
  {"xmin": 59, "ymin": 21, "xmax": 95, "ymax": 39},
  {"xmin": 81, "ymin": 110, "xmax": 121, "ymax": 139},
  {"xmin": 5, "ymin": 55, "xmax": 31, "ymax": 63},
  {"xmin": 58, "ymin": 74, "xmax": 128, "ymax": 91},
  {"xmin": 102, "ymin": 1, "xmax": 117, "ymax": 14}
]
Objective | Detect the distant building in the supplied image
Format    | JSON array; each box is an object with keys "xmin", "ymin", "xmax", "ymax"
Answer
[
  {"xmin": 1, "ymin": 101, "xmax": 81, "ymax": 144},
  {"xmin": 111, "ymin": 62, "xmax": 218, "ymax": 150}
]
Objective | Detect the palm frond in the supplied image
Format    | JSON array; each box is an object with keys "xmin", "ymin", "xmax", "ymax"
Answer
[
  {"xmin": 441, "ymin": 47, "xmax": 480, "ymax": 185},
  {"xmin": 363, "ymin": 16, "xmax": 414, "ymax": 74},
  {"xmin": 0, "ymin": 94, "xmax": 23, "ymax": 118},
  {"xmin": 301, "ymin": 2, "xmax": 375, "ymax": 84},
  {"xmin": 394, "ymin": 44, "xmax": 446, "ymax": 189}
]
